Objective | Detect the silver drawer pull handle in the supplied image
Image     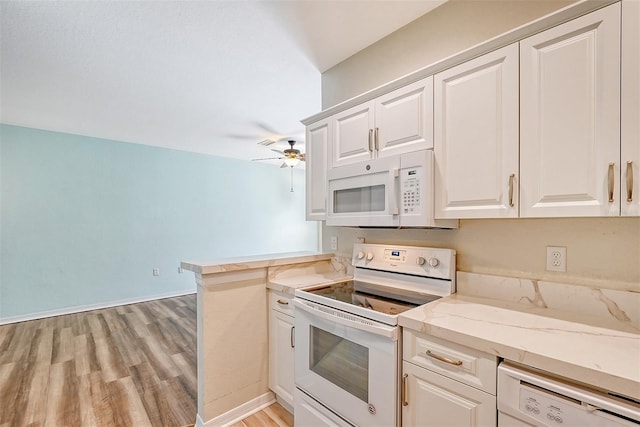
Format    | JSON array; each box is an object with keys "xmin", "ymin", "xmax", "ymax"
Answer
[
  {"xmin": 608, "ymin": 162, "xmax": 615, "ymax": 203},
  {"xmin": 402, "ymin": 373, "xmax": 409, "ymax": 406},
  {"xmin": 508, "ymin": 173, "xmax": 515, "ymax": 207},
  {"xmin": 426, "ymin": 350, "xmax": 462, "ymax": 366},
  {"xmin": 276, "ymin": 299, "xmax": 289, "ymax": 305},
  {"xmin": 627, "ymin": 161, "xmax": 634, "ymax": 202}
]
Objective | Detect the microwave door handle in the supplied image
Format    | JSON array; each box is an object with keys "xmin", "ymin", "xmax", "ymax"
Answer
[{"xmin": 389, "ymin": 168, "xmax": 400, "ymax": 215}]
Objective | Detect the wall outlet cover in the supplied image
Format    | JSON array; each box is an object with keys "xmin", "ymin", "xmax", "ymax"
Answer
[{"xmin": 546, "ymin": 246, "xmax": 566, "ymax": 272}]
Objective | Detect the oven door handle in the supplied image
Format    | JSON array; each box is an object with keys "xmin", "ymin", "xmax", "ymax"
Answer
[{"xmin": 294, "ymin": 298, "xmax": 398, "ymax": 340}]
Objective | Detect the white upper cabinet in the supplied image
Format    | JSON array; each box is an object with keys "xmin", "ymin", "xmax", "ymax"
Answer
[
  {"xmin": 520, "ymin": 3, "xmax": 621, "ymax": 217},
  {"xmin": 331, "ymin": 101, "xmax": 375, "ymax": 168},
  {"xmin": 330, "ymin": 77, "xmax": 433, "ymax": 168},
  {"xmin": 375, "ymin": 78, "xmax": 433, "ymax": 158},
  {"xmin": 622, "ymin": 0, "xmax": 640, "ymax": 216},
  {"xmin": 305, "ymin": 118, "xmax": 330, "ymax": 221},
  {"xmin": 434, "ymin": 43, "xmax": 519, "ymax": 219}
]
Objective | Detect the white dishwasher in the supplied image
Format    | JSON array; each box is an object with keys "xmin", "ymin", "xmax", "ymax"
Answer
[{"xmin": 498, "ymin": 362, "xmax": 640, "ymax": 427}]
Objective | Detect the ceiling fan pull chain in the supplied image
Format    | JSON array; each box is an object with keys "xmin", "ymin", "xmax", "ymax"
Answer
[{"xmin": 290, "ymin": 166, "xmax": 294, "ymax": 192}]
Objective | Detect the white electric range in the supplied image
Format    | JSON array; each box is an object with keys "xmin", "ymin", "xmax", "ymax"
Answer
[{"xmin": 293, "ymin": 243, "xmax": 456, "ymax": 426}]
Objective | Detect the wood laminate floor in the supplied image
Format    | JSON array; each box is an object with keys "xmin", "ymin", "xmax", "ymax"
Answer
[
  {"xmin": 0, "ymin": 294, "xmax": 197, "ymax": 427},
  {"xmin": 234, "ymin": 403, "xmax": 293, "ymax": 427}
]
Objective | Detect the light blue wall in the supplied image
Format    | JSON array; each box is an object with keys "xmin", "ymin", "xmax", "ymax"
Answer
[{"xmin": 0, "ymin": 124, "xmax": 317, "ymax": 319}]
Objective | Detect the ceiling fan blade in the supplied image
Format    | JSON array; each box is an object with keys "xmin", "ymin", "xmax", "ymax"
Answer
[
  {"xmin": 258, "ymin": 139, "xmax": 277, "ymax": 146},
  {"xmin": 251, "ymin": 157, "xmax": 283, "ymax": 161},
  {"xmin": 271, "ymin": 149, "xmax": 285, "ymax": 155}
]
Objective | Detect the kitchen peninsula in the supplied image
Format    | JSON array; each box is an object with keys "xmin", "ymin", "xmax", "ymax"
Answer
[{"xmin": 180, "ymin": 252, "xmax": 351, "ymax": 426}]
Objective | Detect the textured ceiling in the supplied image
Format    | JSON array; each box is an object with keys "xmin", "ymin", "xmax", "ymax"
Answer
[{"xmin": 0, "ymin": 0, "xmax": 445, "ymax": 164}]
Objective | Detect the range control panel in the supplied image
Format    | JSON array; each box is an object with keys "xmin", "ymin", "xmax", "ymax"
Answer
[{"xmin": 352, "ymin": 243, "xmax": 456, "ymax": 282}]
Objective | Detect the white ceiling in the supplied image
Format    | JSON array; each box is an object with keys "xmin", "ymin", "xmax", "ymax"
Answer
[{"xmin": 0, "ymin": 0, "xmax": 445, "ymax": 165}]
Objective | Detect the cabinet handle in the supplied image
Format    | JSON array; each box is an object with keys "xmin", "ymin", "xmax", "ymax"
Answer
[
  {"xmin": 608, "ymin": 162, "xmax": 615, "ymax": 203},
  {"xmin": 290, "ymin": 326, "xmax": 295, "ymax": 348},
  {"xmin": 402, "ymin": 373, "xmax": 408, "ymax": 406},
  {"xmin": 627, "ymin": 161, "xmax": 634, "ymax": 202},
  {"xmin": 426, "ymin": 349, "xmax": 463, "ymax": 366},
  {"xmin": 374, "ymin": 127, "xmax": 380, "ymax": 151},
  {"xmin": 508, "ymin": 174, "xmax": 515, "ymax": 208},
  {"xmin": 368, "ymin": 129, "xmax": 374, "ymax": 152},
  {"xmin": 276, "ymin": 299, "xmax": 289, "ymax": 305}
]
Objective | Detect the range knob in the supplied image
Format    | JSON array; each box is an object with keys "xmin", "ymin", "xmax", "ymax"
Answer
[
  {"xmin": 366, "ymin": 252, "xmax": 374, "ymax": 261},
  {"xmin": 416, "ymin": 257, "xmax": 426, "ymax": 266},
  {"xmin": 357, "ymin": 251, "xmax": 365, "ymax": 260},
  {"xmin": 428, "ymin": 257, "xmax": 440, "ymax": 268}
]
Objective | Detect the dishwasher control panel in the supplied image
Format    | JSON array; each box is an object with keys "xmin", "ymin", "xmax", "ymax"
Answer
[
  {"xmin": 519, "ymin": 386, "xmax": 577, "ymax": 425},
  {"xmin": 498, "ymin": 362, "xmax": 640, "ymax": 427}
]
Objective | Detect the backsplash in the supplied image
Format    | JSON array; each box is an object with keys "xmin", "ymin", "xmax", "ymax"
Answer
[
  {"xmin": 457, "ymin": 272, "xmax": 640, "ymax": 330},
  {"xmin": 323, "ymin": 217, "xmax": 640, "ymax": 291}
]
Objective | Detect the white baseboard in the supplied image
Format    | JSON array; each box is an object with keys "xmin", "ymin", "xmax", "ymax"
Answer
[
  {"xmin": 199, "ymin": 392, "xmax": 276, "ymax": 427},
  {"xmin": 0, "ymin": 289, "xmax": 196, "ymax": 325}
]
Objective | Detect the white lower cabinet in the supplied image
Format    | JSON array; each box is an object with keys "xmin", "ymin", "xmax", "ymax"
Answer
[
  {"xmin": 268, "ymin": 291, "xmax": 295, "ymax": 409},
  {"xmin": 402, "ymin": 362, "xmax": 497, "ymax": 427},
  {"xmin": 402, "ymin": 330, "xmax": 497, "ymax": 427}
]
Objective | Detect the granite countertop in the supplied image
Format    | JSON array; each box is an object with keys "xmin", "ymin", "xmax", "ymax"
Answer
[
  {"xmin": 180, "ymin": 251, "xmax": 334, "ymax": 275},
  {"xmin": 398, "ymin": 272, "xmax": 640, "ymax": 400}
]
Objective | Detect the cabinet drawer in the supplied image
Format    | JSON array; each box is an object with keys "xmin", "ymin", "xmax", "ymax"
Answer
[
  {"xmin": 403, "ymin": 330, "xmax": 497, "ymax": 394},
  {"xmin": 269, "ymin": 290, "xmax": 294, "ymax": 316}
]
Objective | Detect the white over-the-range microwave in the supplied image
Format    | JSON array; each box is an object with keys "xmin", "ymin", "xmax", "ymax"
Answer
[{"xmin": 326, "ymin": 149, "xmax": 458, "ymax": 228}]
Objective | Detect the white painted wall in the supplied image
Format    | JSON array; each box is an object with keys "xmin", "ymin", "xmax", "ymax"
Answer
[{"xmin": 0, "ymin": 124, "xmax": 318, "ymax": 321}]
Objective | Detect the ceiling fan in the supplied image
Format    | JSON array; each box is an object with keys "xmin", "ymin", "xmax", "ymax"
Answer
[
  {"xmin": 252, "ymin": 139, "xmax": 305, "ymax": 192},
  {"xmin": 252, "ymin": 139, "xmax": 306, "ymax": 168}
]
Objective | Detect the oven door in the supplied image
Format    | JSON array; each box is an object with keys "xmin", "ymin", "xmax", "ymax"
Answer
[
  {"xmin": 294, "ymin": 298, "xmax": 400, "ymax": 427},
  {"xmin": 326, "ymin": 156, "xmax": 400, "ymax": 227}
]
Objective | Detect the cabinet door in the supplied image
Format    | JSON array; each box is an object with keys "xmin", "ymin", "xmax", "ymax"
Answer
[
  {"xmin": 520, "ymin": 4, "xmax": 621, "ymax": 217},
  {"xmin": 268, "ymin": 309, "xmax": 295, "ymax": 408},
  {"xmin": 305, "ymin": 119, "xmax": 330, "ymax": 220},
  {"xmin": 402, "ymin": 362, "xmax": 496, "ymax": 427},
  {"xmin": 434, "ymin": 43, "xmax": 519, "ymax": 219},
  {"xmin": 331, "ymin": 101, "xmax": 375, "ymax": 168},
  {"xmin": 622, "ymin": 0, "xmax": 640, "ymax": 216},
  {"xmin": 375, "ymin": 77, "xmax": 433, "ymax": 158}
]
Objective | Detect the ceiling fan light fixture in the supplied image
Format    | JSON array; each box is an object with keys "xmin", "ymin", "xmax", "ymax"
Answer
[{"xmin": 284, "ymin": 157, "xmax": 300, "ymax": 167}]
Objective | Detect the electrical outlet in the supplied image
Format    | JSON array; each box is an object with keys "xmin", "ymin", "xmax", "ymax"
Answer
[
  {"xmin": 546, "ymin": 246, "xmax": 566, "ymax": 272},
  {"xmin": 153, "ymin": 268, "xmax": 160, "ymax": 276},
  {"xmin": 330, "ymin": 236, "xmax": 338, "ymax": 251}
]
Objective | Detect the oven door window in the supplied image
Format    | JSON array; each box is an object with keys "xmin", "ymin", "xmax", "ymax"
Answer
[{"xmin": 309, "ymin": 325, "xmax": 369, "ymax": 402}]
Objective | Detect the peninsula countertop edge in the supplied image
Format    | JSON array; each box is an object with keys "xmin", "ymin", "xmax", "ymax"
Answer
[{"xmin": 180, "ymin": 251, "xmax": 335, "ymax": 275}]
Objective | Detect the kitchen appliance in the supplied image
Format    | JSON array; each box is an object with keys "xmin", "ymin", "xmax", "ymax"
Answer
[
  {"xmin": 294, "ymin": 243, "xmax": 456, "ymax": 426},
  {"xmin": 326, "ymin": 149, "xmax": 458, "ymax": 228},
  {"xmin": 498, "ymin": 361, "xmax": 640, "ymax": 426}
]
